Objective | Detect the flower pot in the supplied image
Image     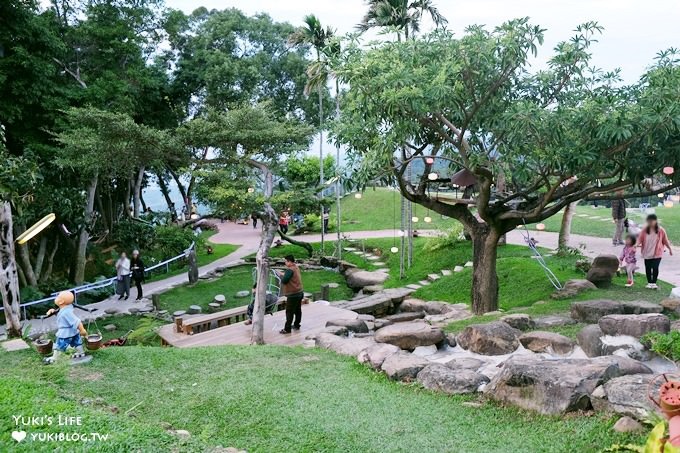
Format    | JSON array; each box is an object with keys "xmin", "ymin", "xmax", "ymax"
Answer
[
  {"xmin": 33, "ymin": 338, "xmax": 53, "ymax": 355},
  {"xmin": 86, "ymin": 334, "xmax": 102, "ymax": 351}
]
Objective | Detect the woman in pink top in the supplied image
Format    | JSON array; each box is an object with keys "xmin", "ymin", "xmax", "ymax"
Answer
[{"xmin": 637, "ymin": 214, "xmax": 673, "ymax": 289}]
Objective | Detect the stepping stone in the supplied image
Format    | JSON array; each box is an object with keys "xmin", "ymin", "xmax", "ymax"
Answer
[
  {"xmin": 427, "ymin": 274, "xmax": 441, "ymax": 282},
  {"xmin": 208, "ymin": 302, "xmax": 221, "ymax": 312},
  {"xmin": 344, "ymin": 247, "xmax": 357, "ymax": 251},
  {"xmin": 103, "ymin": 324, "xmax": 117, "ymax": 332},
  {"xmin": 441, "ymin": 269, "xmax": 452, "ymax": 276},
  {"xmin": 577, "ymin": 214, "xmax": 589, "ymax": 217},
  {"xmin": 352, "ymin": 251, "xmax": 364, "ymax": 256},
  {"xmin": 214, "ymin": 295, "xmax": 226, "ymax": 305},
  {"xmin": 138, "ymin": 306, "xmax": 153, "ymax": 313},
  {"xmin": 373, "ymin": 262, "xmax": 386, "ymax": 266},
  {"xmin": 376, "ymin": 268, "xmax": 390, "ymax": 273},
  {"xmin": 173, "ymin": 310, "xmax": 186, "ymax": 318},
  {"xmin": 1, "ymin": 339, "xmax": 30, "ymax": 352},
  {"xmin": 454, "ymin": 266, "xmax": 464, "ymax": 272},
  {"xmin": 367, "ymin": 256, "xmax": 380, "ymax": 261},
  {"xmin": 327, "ymin": 283, "xmax": 340, "ymax": 289},
  {"xmin": 406, "ymin": 284, "xmax": 422, "ymax": 290},
  {"xmin": 187, "ymin": 305, "xmax": 202, "ymax": 315},
  {"xmin": 104, "ymin": 308, "xmax": 119, "ymax": 315},
  {"xmin": 235, "ymin": 290, "xmax": 250, "ymax": 298},
  {"xmin": 157, "ymin": 310, "xmax": 168, "ymax": 316},
  {"xmin": 128, "ymin": 308, "xmax": 140, "ymax": 314},
  {"xmin": 418, "ymin": 280, "xmax": 431, "ymax": 286},
  {"xmin": 464, "ymin": 261, "xmax": 473, "ymax": 267}
]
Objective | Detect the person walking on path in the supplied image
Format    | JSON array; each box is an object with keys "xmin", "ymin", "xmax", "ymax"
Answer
[
  {"xmin": 251, "ymin": 213, "xmax": 258, "ymax": 229},
  {"xmin": 115, "ymin": 252, "xmax": 131, "ymax": 300},
  {"xmin": 619, "ymin": 235, "xmax": 638, "ymax": 287},
  {"xmin": 611, "ymin": 191, "xmax": 627, "ymax": 245},
  {"xmin": 279, "ymin": 212, "xmax": 289, "ymax": 234},
  {"xmin": 638, "ymin": 214, "xmax": 673, "ymax": 289},
  {"xmin": 278, "ymin": 255, "xmax": 304, "ymax": 334},
  {"xmin": 130, "ymin": 250, "xmax": 146, "ymax": 300}
]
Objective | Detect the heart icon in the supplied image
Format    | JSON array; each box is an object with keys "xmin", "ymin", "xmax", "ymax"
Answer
[{"xmin": 11, "ymin": 431, "xmax": 27, "ymax": 442}]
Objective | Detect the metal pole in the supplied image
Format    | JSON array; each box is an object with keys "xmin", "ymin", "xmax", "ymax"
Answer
[
  {"xmin": 335, "ymin": 79, "xmax": 342, "ymax": 260},
  {"xmin": 319, "ymin": 84, "xmax": 325, "ymax": 255}
]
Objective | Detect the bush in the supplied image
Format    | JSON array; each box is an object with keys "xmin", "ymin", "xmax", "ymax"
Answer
[
  {"xmin": 423, "ymin": 224, "xmax": 464, "ymax": 252},
  {"xmin": 574, "ymin": 258, "xmax": 592, "ymax": 274},
  {"xmin": 20, "ymin": 286, "xmax": 44, "ymax": 303},
  {"xmin": 154, "ymin": 225, "xmax": 203, "ymax": 259},
  {"xmin": 641, "ymin": 331, "xmax": 680, "ymax": 362},
  {"xmin": 111, "ymin": 220, "xmax": 156, "ymax": 250}
]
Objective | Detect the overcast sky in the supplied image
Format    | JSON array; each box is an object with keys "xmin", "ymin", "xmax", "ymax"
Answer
[{"xmin": 167, "ymin": 0, "xmax": 679, "ymax": 83}]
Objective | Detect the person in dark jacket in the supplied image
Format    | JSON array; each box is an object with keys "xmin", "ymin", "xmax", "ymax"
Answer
[
  {"xmin": 278, "ymin": 255, "xmax": 304, "ymax": 334},
  {"xmin": 130, "ymin": 250, "xmax": 146, "ymax": 300},
  {"xmin": 611, "ymin": 191, "xmax": 627, "ymax": 246}
]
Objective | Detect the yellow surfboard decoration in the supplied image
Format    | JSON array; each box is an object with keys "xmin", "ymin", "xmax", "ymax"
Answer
[{"xmin": 16, "ymin": 213, "xmax": 56, "ymax": 244}]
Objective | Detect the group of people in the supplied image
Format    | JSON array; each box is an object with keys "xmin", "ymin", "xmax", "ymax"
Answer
[
  {"xmin": 115, "ymin": 250, "xmax": 146, "ymax": 300},
  {"xmin": 612, "ymin": 195, "xmax": 673, "ymax": 288}
]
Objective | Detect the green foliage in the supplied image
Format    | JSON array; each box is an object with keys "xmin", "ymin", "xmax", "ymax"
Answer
[
  {"xmin": 641, "ymin": 331, "xmax": 680, "ymax": 362},
  {"xmin": 127, "ymin": 316, "xmax": 163, "ymax": 346},
  {"xmin": 153, "ymin": 226, "xmax": 202, "ymax": 259},
  {"xmin": 111, "ymin": 220, "xmax": 156, "ymax": 250},
  {"xmin": 423, "ymin": 224, "xmax": 464, "ymax": 252},
  {"xmin": 19, "ymin": 286, "xmax": 44, "ymax": 304},
  {"xmin": 606, "ymin": 421, "xmax": 680, "ymax": 453},
  {"xmin": 282, "ymin": 154, "xmax": 335, "ymax": 188}
]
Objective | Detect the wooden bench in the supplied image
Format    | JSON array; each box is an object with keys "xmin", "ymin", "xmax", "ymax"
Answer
[{"xmin": 176, "ymin": 298, "xmax": 287, "ymax": 335}]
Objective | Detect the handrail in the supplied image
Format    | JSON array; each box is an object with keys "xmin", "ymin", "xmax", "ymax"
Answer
[{"xmin": 2, "ymin": 242, "xmax": 196, "ymax": 318}]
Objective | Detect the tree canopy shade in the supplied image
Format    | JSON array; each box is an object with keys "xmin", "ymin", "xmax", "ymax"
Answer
[{"xmin": 334, "ymin": 19, "xmax": 680, "ymax": 314}]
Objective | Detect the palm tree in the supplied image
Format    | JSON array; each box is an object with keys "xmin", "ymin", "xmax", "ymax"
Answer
[
  {"xmin": 357, "ymin": 0, "xmax": 447, "ymax": 40},
  {"xmin": 289, "ymin": 15, "xmax": 334, "ymax": 252}
]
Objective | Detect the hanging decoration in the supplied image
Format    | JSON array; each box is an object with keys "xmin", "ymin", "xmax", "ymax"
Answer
[
  {"xmin": 663, "ymin": 167, "xmax": 675, "ymax": 175},
  {"xmin": 536, "ymin": 223, "xmax": 546, "ymax": 231},
  {"xmin": 247, "ymin": 187, "xmax": 255, "ymax": 193},
  {"xmin": 427, "ymin": 172, "xmax": 438, "ymax": 181},
  {"xmin": 425, "ymin": 157, "xmax": 434, "ymax": 165},
  {"xmin": 16, "ymin": 213, "xmax": 56, "ymax": 245}
]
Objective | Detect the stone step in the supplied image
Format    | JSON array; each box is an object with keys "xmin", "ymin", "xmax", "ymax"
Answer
[
  {"xmin": 454, "ymin": 265, "xmax": 465, "ymax": 272},
  {"xmin": 406, "ymin": 284, "xmax": 422, "ymax": 290},
  {"xmin": 335, "ymin": 287, "xmax": 415, "ymax": 316},
  {"xmin": 427, "ymin": 274, "xmax": 441, "ymax": 282},
  {"xmin": 418, "ymin": 280, "xmax": 431, "ymax": 286},
  {"xmin": 441, "ymin": 269, "xmax": 452, "ymax": 276}
]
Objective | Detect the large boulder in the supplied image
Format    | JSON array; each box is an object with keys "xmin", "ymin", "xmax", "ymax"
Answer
[
  {"xmin": 552, "ymin": 279, "xmax": 597, "ymax": 300},
  {"xmin": 661, "ymin": 298, "xmax": 680, "ymax": 316},
  {"xmin": 598, "ymin": 314, "xmax": 670, "ymax": 338},
  {"xmin": 357, "ymin": 343, "xmax": 401, "ymax": 369},
  {"xmin": 314, "ymin": 333, "xmax": 376, "ymax": 356},
  {"xmin": 380, "ymin": 352, "xmax": 430, "ymax": 381},
  {"xmin": 500, "ymin": 314, "xmax": 535, "ymax": 331},
  {"xmin": 621, "ymin": 300, "xmax": 663, "ymax": 315},
  {"xmin": 600, "ymin": 336, "xmax": 652, "ymax": 361},
  {"xmin": 400, "ymin": 298, "xmax": 428, "ymax": 312},
  {"xmin": 591, "ymin": 355, "xmax": 652, "ymax": 375},
  {"xmin": 457, "ymin": 322, "xmax": 521, "ymax": 355},
  {"xmin": 385, "ymin": 312, "xmax": 426, "ymax": 323},
  {"xmin": 345, "ymin": 269, "xmax": 389, "ymax": 290},
  {"xmin": 325, "ymin": 318, "xmax": 369, "ymax": 334},
  {"xmin": 445, "ymin": 358, "xmax": 488, "ymax": 372},
  {"xmin": 591, "ymin": 374, "xmax": 657, "ymax": 420},
  {"xmin": 416, "ymin": 364, "xmax": 489, "ymax": 395},
  {"xmin": 533, "ymin": 315, "xmax": 577, "ymax": 329},
  {"xmin": 577, "ymin": 324, "xmax": 605, "ymax": 357},
  {"xmin": 571, "ymin": 300, "xmax": 624, "ymax": 323},
  {"xmin": 487, "ymin": 356, "xmax": 622, "ymax": 414},
  {"xmin": 586, "ymin": 255, "xmax": 620, "ymax": 288},
  {"xmin": 335, "ymin": 287, "xmax": 414, "ymax": 316},
  {"xmin": 374, "ymin": 322, "xmax": 445, "ymax": 350},
  {"xmin": 519, "ymin": 331, "xmax": 575, "ymax": 356}
]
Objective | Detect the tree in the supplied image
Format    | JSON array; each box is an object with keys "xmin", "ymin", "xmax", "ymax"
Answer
[
  {"xmin": 190, "ymin": 105, "xmax": 313, "ymax": 344},
  {"xmin": 335, "ymin": 20, "xmax": 680, "ymax": 314},
  {"xmin": 357, "ymin": 0, "xmax": 447, "ymax": 40},
  {"xmin": 289, "ymin": 15, "xmax": 335, "ymax": 252}
]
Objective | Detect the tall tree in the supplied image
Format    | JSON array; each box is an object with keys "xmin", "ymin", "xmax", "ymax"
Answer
[
  {"xmin": 335, "ymin": 20, "xmax": 680, "ymax": 314},
  {"xmin": 357, "ymin": 0, "xmax": 447, "ymax": 40}
]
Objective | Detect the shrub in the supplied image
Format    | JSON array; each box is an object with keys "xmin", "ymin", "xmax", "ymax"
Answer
[
  {"xmin": 574, "ymin": 258, "xmax": 592, "ymax": 274},
  {"xmin": 154, "ymin": 225, "xmax": 203, "ymax": 258},
  {"xmin": 111, "ymin": 219, "xmax": 156, "ymax": 249},
  {"xmin": 423, "ymin": 224, "xmax": 464, "ymax": 252},
  {"xmin": 20, "ymin": 286, "xmax": 44, "ymax": 303},
  {"xmin": 641, "ymin": 331, "xmax": 680, "ymax": 362}
]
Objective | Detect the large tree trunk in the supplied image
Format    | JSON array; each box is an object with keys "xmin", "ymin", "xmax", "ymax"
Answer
[
  {"xmin": 278, "ymin": 230, "xmax": 313, "ymax": 257},
  {"xmin": 251, "ymin": 164, "xmax": 277, "ymax": 345},
  {"xmin": 470, "ymin": 227, "xmax": 500, "ymax": 315},
  {"xmin": 74, "ymin": 174, "xmax": 98, "ymax": 284},
  {"xmin": 558, "ymin": 202, "xmax": 578, "ymax": 249},
  {"xmin": 157, "ymin": 174, "xmax": 175, "ymax": 211},
  {"xmin": 133, "ymin": 166, "xmax": 145, "ymax": 218},
  {"xmin": 33, "ymin": 236, "xmax": 48, "ymax": 280},
  {"xmin": 16, "ymin": 239, "xmax": 38, "ymax": 287},
  {"xmin": 0, "ymin": 202, "xmax": 23, "ymax": 337},
  {"xmin": 40, "ymin": 235, "xmax": 59, "ymax": 283}
]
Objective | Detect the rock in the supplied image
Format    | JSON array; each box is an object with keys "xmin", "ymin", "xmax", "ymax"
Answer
[
  {"xmin": 591, "ymin": 374, "xmax": 656, "ymax": 420},
  {"xmin": 374, "ymin": 322, "xmax": 445, "ymax": 350},
  {"xmin": 464, "ymin": 261, "xmax": 473, "ymax": 267},
  {"xmin": 363, "ymin": 285, "xmax": 384, "ymax": 294},
  {"xmin": 586, "ymin": 254, "xmax": 620, "ymax": 288},
  {"xmin": 427, "ymin": 273, "xmax": 441, "ymax": 282},
  {"xmin": 357, "ymin": 314, "xmax": 375, "ymax": 322},
  {"xmin": 138, "ymin": 306, "xmax": 153, "ymax": 313},
  {"xmin": 170, "ymin": 429, "xmax": 191, "ymax": 439},
  {"xmin": 315, "ymin": 333, "xmax": 376, "ymax": 356},
  {"xmin": 385, "ymin": 312, "xmax": 426, "ymax": 323},
  {"xmin": 335, "ymin": 287, "xmax": 414, "ymax": 316},
  {"xmin": 612, "ymin": 416, "xmax": 644, "ymax": 433},
  {"xmin": 661, "ymin": 298, "xmax": 680, "ymax": 315},
  {"xmin": 235, "ymin": 290, "xmax": 250, "ymax": 298},
  {"xmin": 445, "ymin": 358, "xmax": 487, "ymax": 372},
  {"xmin": 673, "ymin": 320, "xmax": 680, "ymax": 331},
  {"xmin": 456, "ymin": 322, "xmax": 521, "ymax": 355},
  {"xmin": 417, "ymin": 364, "xmax": 489, "ymax": 394},
  {"xmin": 591, "ymin": 355, "xmax": 652, "ymax": 375},
  {"xmin": 320, "ymin": 256, "xmax": 339, "ymax": 268},
  {"xmin": 357, "ymin": 343, "xmax": 400, "ymax": 369},
  {"xmin": 208, "ymin": 302, "xmax": 221, "ymax": 312},
  {"xmin": 519, "ymin": 331, "xmax": 575, "ymax": 355},
  {"xmin": 621, "ymin": 300, "xmax": 663, "ymax": 314},
  {"xmin": 380, "ymin": 352, "xmax": 430, "ymax": 381},
  {"xmin": 326, "ymin": 318, "xmax": 369, "ymax": 334},
  {"xmin": 598, "ymin": 314, "xmax": 670, "ymax": 338},
  {"xmin": 104, "ymin": 308, "xmax": 119, "ymax": 315},
  {"xmin": 157, "ymin": 310, "xmax": 168, "ymax": 316},
  {"xmin": 412, "ymin": 345, "xmax": 438, "ymax": 357},
  {"xmin": 400, "ymin": 298, "xmax": 427, "ymax": 312},
  {"xmin": 551, "ymin": 279, "xmax": 597, "ymax": 300},
  {"xmin": 441, "ymin": 269, "xmax": 452, "ymax": 276},
  {"xmin": 373, "ymin": 319, "xmax": 394, "ymax": 330},
  {"xmin": 577, "ymin": 324, "xmax": 605, "ymax": 357},
  {"xmin": 345, "ymin": 270, "xmax": 389, "ymax": 289},
  {"xmin": 500, "ymin": 314, "xmax": 535, "ymax": 331},
  {"xmin": 453, "ymin": 266, "xmax": 464, "ymax": 272},
  {"xmin": 321, "ymin": 325, "xmax": 349, "ymax": 336},
  {"xmin": 213, "ymin": 295, "xmax": 226, "ymax": 305},
  {"xmin": 601, "ymin": 335, "xmax": 651, "ymax": 361},
  {"xmin": 128, "ymin": 307, "xmax": 140, "ymax": 314},
  {"xmin": 533, "ymin": 315, "xmax": 577, "ymax": 329},
  {"xmin": 103, "ymin": 324, "xmax": 117, "ymax": 332},
  {"xmin": 445, "ymin": 333, "xmax": 457, "ymax": 348},
  {"xmin": 671, "ymin": 287, "xmax": 680, "ymax": 299},
  {"xmin": 487, "ymin": 356, "xmax": 622, "ymax": 414},
  {"xmin": 571, "ymin": 300, "xmax": 624, "ymax": 323},
  {"xmin": 187, "ymin": 305, "xmax": 202, "ymax": 315}
]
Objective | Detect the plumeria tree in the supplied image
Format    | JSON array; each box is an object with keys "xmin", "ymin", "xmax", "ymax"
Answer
[{"xmin": 335, "ymin": 20, "xmax": 680, "ymax": 314}]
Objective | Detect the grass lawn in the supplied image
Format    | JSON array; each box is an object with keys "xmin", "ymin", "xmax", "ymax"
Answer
[
  {"xmin": 538, "ymin": 203, "xmax": 680, "ymax": 244},
  {"xmin": 0, "ymin": 345, "xmax": 642, "ymax": 452}
]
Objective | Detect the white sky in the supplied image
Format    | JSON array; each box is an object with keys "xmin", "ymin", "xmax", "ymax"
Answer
[{"xmin": 168, "ymin": 0, "xmax": 680, "ymax": 83}]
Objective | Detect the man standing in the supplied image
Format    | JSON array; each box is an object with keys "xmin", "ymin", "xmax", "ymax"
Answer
[
  {"xmin": 279, "ymin": 255, "xmax": 304, "ymax": 334},
  {"xmin": 130, "ymin": 250, "xmax": 145, "ymax": 300},
  {"xmin": 611, "ymin": 191, "xmax": 627, "ymax": 246}
]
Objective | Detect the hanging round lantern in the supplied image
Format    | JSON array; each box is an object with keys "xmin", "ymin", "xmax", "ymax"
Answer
[
  {"xmin": 663, "ymin": 167, "xmax": 675, "ymax": 175},
  {"xmin": 354, "ymin": 193, "xmax": 362, "ymax": 199},
  {"xmin": 664, "ymin": 200, "xmax": 674, "ymax": 208},
  {"xmin": 411, "ymin": 216, "xmax": 419, "ymax": 223},
  {"xmin": 536, "ymin": 223, "xmax": 546, "ymax": 231},
  {"xmin": 425, "ymin": 157, "xmax": 434, "ymax": 165},
  {"xmin": 247, "ymin": 187, "xmax": 255, "ymax": 193},
  {"xmin": 658, "ymin": 193, "xmax": 665, "ymax": 198},
  {"xmin": 424, "ymin": 216, "xmax": 432, "ymax": 223},
  {"xmin": 427, "ymin": 172, "xmax": 438, "ymax": 181},
  {"xmin": 390, "ymin": 246, "xmax": 399, "ymax": 253}
]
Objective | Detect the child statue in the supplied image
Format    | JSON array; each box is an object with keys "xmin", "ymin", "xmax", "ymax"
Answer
[{"xmin": 44, "ymin": 291, "xmax": 88, "ymax": 364}]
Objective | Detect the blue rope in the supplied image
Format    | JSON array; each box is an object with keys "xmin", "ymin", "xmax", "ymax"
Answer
[{"xmin": 520, "ymin": 219, "xmax": 563, "ymax": 290}]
